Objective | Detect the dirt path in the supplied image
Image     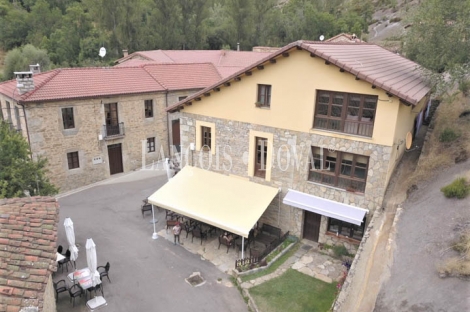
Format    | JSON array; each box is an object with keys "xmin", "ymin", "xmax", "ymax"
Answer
[
  {"xmin": 347, "ymin": 126, "xmax": 426, "ymax": 312},
  {"xmin": 374, "ymin": 159, "xmax": 470, "ymax": 311}
]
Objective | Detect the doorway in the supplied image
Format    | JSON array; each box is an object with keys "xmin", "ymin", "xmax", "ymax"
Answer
[
  {"xmin": 303, "ymin": 211, "xmax": 321, "ymax": 242},
  {"xmin": 172, "ymin": 120, "xmax": 181, "ymax": 153},
  {"xmin": 108, "ymin": 143, "xmax": 123, "ymax": 175}
]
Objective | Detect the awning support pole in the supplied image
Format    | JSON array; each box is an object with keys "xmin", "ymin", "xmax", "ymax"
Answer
[
  {"xmin": 278, "ymin": 188, "xmax": 281, "ymax": 227},
  {"xmin": 151, "ymin": 205, "xmax": 158, "ymax": 240},
  {"xmin": 241, "ymin": 237, "xmax": 245, "ymax": 259}
]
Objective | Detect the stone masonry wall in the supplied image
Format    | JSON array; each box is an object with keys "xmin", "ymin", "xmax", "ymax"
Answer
[
  {"xmin": 180, "ymin": 113, "xmax": 392, "ymax": 246},
  {"xmin": 25, "ymin": 93, "xmax": 168, "ymax": 192}
]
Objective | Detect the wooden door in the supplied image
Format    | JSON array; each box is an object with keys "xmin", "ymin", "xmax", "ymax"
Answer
[
  {"xmin": 254, "ymin": 137, "xmax": 267, "ymax": 178},
  {"xmin": 303, "ymin": 211, "xmax": 321, "ymax": 242},
  {"xmin": 172, "ymin": 120, "xmax": 181, "ymax": 153},
  {"xmin": 108, "ymin": 143, "xmax": 123, "ymax": 175}
]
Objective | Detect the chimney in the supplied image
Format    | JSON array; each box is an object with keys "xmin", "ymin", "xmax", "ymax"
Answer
[
  {"xmin": 123, "ymin": 49, "xmax": 128, "ymax": 57},
  {"xmin": 237, "ymin": 43, "xmax": 240, "ymax": 51},
  {"xmin": 29, "ymin": 63, "xmax": 40, "ymax": 74},
  {"xmin": 14, "ymin": 72, "xmax": 34, "ymax": 95}
]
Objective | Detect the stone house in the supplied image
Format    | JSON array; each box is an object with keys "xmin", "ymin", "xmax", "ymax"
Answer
[
  {"xmin": 0, "ymin": 63, "xmax": 222, "ymax": 192},
  {"xmin": 167, "ymin": 40, "xmax": 431, "ymax": 251},
  {"xmin": 0, "ymin": 196, "xmax": 59, "ymax": 312}
]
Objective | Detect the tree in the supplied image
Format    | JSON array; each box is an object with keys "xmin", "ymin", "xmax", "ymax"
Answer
[
  {"xmin": 403, "ymin": 0, "xmax": 470, "ymax": 73},
  {"xmin": 3, "ymin": 44, "xmax": 51, "ymax": 81},
  {"xmin": 0, "ymin": 121, "xmax": 58, "ymax": 198}
]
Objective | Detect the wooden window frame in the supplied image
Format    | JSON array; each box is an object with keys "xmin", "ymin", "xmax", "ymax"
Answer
[
  {"xmin": 313, "ymin": 90, "xmax": 377, "ymax": 137},
  {"xmin": 254, "ymin": 137, "xmax": 268, "ymax": 178},
  {"xmin": 308, "ymin": 146, "xmax": 369, "ymax": 193},
  {"xmin": 327, "ymin": 216, "xmax": 366, "ymax": 241},
  {"xmin": 67, "ymin": 151, "xmax": 79, "ymax": 169},
  {"xmin": 201, "ymin": 126, "xmax": 211, "ymax": 151},
  {"xmin": 256, "ymin": 84, "xmax": 271, "ymax": 108},
  {"xmin": 147, "ymin": 137, "xmax": 155, "ymax": 153},
  {"xmin": 144, "ymin": 99, "xmax": 153, "ymax": 118},
  {"xmin": 62, "ymin": 107, "xmax": 75, "ymax": 129}
]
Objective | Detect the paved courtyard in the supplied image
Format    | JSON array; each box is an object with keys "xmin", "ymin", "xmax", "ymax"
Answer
[{"xmin": 54, "ymin": 168, "xmax": 248, "ymax": 312}]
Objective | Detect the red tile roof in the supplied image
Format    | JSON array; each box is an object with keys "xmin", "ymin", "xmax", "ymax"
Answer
[
  {"xmin": 116, "ymin": 50, "xmax": 272, "ymax": 78},
  {"xmin": 143, "ymin": 63, "xmax": 222, "ymax": 90},
  {"xmin": 0, "ymin": 63, "xmax": 222, "ymax": 103},
  {"xmin": 0, "ymin": 197, "xmax": 59, "ymax": 312},
  {"xmin": 167, "ymin": 40, "xmax": 431, "ymax": 112}
]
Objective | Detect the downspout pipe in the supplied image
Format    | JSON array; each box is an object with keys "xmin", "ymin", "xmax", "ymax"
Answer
[
  {"xmin": 19, "ymin": 102, "xmax": 32, "ymax": 156},
  {"xmin": 165, "ymin": 91, "xmax": 171, "ymax": 157}
]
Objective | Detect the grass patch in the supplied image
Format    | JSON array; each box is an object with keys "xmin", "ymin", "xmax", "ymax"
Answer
[
  {"xmin": 406, "ymin": 93, "xmax": 470, "ymax": 188},
  {"xmin": 437, "ymin": 231, "xmax": 470, "ymax": 278},
  {"xmin": 439, "ymin": 128, "xmax": 460, "ymax": 142},
  {"xmin": 441, "ymin": 177, "xmax": 470, "ymax": 199},
  {"xmin": 240, "ymin": 242, "xmax": 300, "ymax": 283},
  {"xmin": 249, "ymin": 269, "xmax": 337, "ymax": 312}
]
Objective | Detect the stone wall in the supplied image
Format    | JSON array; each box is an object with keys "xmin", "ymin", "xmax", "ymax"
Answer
[
  {"xmin": 24, "ymin": 93, "xmax": 168, "ymax": 192},
  {"xmin": 180, "ymin": 113, "xmax": 392, "ymax": 245},
  {"xmin": 42, "ymin": 275, "xmax": 56, "ymax": 312}
]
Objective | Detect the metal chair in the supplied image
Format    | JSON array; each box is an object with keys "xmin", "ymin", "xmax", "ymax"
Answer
[
  {"xmin": 58, "ymin": 249, "xmax": 71, "ymax": 273},
  {"xmin": 69, "ymin": 284, "xmax": 83, "ymax": 307},
  {"xmin": 86, "ymin": 282, "xmax": 104, "ymax": 300},
  {"xmin": 97, "ymin": 262, "xmax": 111, "ymax": 283},
  {"xmin": 53, "ymin": 279, "xmax": 68, "ymax": 302}
]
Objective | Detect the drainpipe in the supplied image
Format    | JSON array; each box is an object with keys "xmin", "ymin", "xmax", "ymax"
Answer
[
  {"xmin": 165, "ymin": 91, "xmax": 171, "ymax": 157},
  {"xmin": 19, "ymin": 102, "xmax": 32, "ymax": 156}
]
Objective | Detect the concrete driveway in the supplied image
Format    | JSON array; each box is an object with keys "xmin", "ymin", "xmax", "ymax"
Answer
[{"xmin": 54, "ymin": 168, "xmax": 248, "ymax": 312}]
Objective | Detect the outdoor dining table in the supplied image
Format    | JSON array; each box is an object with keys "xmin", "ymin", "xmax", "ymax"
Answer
[
  {"xmin": 67, "ymin": 268, "xmax": 100, "ymax": 290},
  {"xmin": 56, "ymin": 252, "xmax": 65, "ymax": 262}
]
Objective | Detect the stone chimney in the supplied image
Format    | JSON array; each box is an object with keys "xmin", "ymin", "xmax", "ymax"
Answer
[
  {"xmin": 29, "ymin": 64, "xmax": 40, "ymax": 74},
  {"xmin": 123, "ymin": 49, "xmax": 128, "ymax": 57},
  {"xmin": 14, "ymin": 72, "xmax": 34, "ymax": 95}
]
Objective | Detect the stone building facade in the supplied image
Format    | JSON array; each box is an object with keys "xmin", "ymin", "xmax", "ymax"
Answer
[
  {"xmin": 178, "ymin": 114, "xmax": 392, "ymax": 252},
  {"xmin": 168, "ymin": 41, "xmax": 431, "ymax": 251},
  {"xmin": 0, "ymin": 65, "xmax": 220, "ymax": 193}
]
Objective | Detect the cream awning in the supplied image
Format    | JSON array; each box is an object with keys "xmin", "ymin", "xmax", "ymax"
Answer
[
  {"xmin": 147, "ymin": 166, "xmax": 279, "ymax": 237},
  {"xmin": 283, "ymin": 189, "xmax": 368, "ymax": 225}
]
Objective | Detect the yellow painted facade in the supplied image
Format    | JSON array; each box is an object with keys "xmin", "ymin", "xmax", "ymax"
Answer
[{"xmin": 183, "ymin": 49, "xmax": 403, "ymax": 147}]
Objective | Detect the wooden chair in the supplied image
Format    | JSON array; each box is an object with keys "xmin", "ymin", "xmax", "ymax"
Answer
[
  {"xmin": 141, "ymin": 199, "xmax": 152, "ymax": 218},
  {"xmin": 218, "ymin": 235, "xmax": 233, "ymax": 253},
  {"xmin": 191, "ymin": 226, "xmax": 208, "ymax": 245}
]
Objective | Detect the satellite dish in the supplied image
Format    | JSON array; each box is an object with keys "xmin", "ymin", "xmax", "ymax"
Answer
[
  {"xmin": 99, "ymin": 47, "xmax": 106, "ymax": 58},
  {"xmin": 319, "ymin": 35, "xmax": 325, "ymax": 41},
  {"xmin": 405, "ymin": 132, "xmax": 413, "ymax": 149}
]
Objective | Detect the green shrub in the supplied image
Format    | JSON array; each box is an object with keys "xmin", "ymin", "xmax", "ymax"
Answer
[
  {"xmin": 441, "ymin": 177, "xmax": 470, "ymax": 199},
  {"xmin": 332, "ymin": 244, "xmax": 350, "ymax": 258},
  {"xmin": 439, "ymin": 128, "xmax": 460, "ymax": 142},
  {"xmin": 458, "ymin": 79, "xmax": 470, "ymax": 97}
]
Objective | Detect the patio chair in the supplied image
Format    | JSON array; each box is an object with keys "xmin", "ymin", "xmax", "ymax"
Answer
[
  {"xmin": 57, "ymin": 245, "xmax": 63, "ymax": 254},
  {"xmin": 218, "ymin": 234, "xmax": 233, "ymax": 253},
  {"xmin": 69, "ymin": 284, "xmax": 84, "ymax": 307},
  {"xmin": 86, "ymin": 282, "xmax": 104, "ymax": 300},
  {"xmin": 97, "ymin": 262, "xmax": 111, "ymax": 283},
  {"xmin": 191, "ymin": 226, "xmax": 208, "ymax": 245},
  {"xmin": 54, "ymin": 279, "xmax": 68, "ymax": 302},
  {"xmin": 141, "ymin": 200, "xmax": 152, "ymax": 218},
  {"xmin": 181, "ymin": 220, "xmax": 194, "ymax": 238},
  {"xmin": 58, "ymin": 249, "xmax": 71, "ymax": 273}
]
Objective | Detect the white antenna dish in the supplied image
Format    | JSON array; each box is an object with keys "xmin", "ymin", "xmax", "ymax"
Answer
[
  {"xmin": 319, "ymin": 35, "xmax": 325, "ymax": 41},
  {"xmin": 99, "ymin": 47, "xmax": 106, "ymax": 58},
  {"xmin": 405, "ymin": 132, "xmax": 413, "ymax": 149}
]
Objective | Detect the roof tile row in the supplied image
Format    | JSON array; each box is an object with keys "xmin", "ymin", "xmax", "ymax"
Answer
[{"xmin": 0, "ymin": 197, "xmax": 59, "ymax": 312}]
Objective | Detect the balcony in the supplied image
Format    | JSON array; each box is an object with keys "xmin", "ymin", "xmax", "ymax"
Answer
[{"xmin": 103, "ymin": 122, "xmax": 125, "ymax": 139}]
